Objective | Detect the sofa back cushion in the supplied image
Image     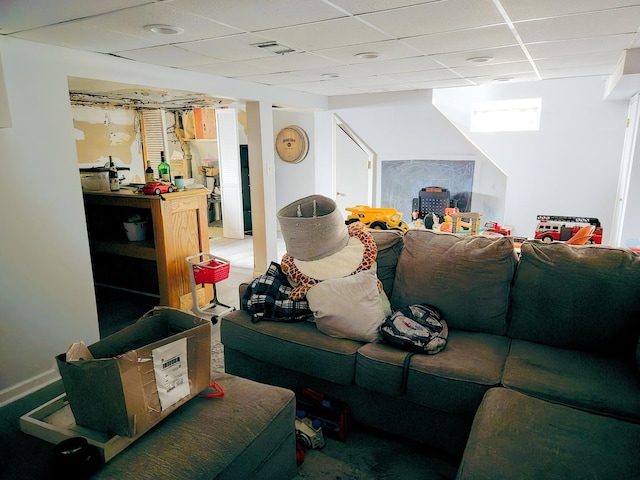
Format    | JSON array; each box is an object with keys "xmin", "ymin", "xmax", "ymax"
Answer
[
  {"xmin": 370, "ymin": 229, "xmax": 404, "ymax": 298},
  {"xmin": 391, "ymin": 230, "xmax": 517, "ymax": 335},
  {"xmin": 508, "ymin": 242, "xmax": 640, "ymax": 356}
]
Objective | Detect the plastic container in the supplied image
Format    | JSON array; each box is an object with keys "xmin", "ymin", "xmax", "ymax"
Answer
[
  {"xmin": 123, "ymin": 221, "xmax": 148, "ymax": 241},
  {"xmin": 187, "ymin": 254, "xmax": 230, "ymax": 284}
]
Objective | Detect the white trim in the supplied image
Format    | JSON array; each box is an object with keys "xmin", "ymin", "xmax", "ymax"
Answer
[{"xmin": 0, "ymin": 369, "xmax": 60, "ymax": 408}]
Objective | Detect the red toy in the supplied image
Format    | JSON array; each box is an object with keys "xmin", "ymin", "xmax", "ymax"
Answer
[
  {"xmin": 484, "ymin": 221, "xmax": 511, "ymax": 236},
  {"xmin": 142, "ymin": 180, "xmax": 174, "ymax": 195},
  {"xmin": 534, "ymin": 215, "xmax": 603, "ymax": 244}
]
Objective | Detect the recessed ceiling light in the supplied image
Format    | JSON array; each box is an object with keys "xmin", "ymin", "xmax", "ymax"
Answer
[
  {"xmin": 321, "ymin": 73, "xmax": 341, "ymax": 79},
  {"xmin": 355, "ymin": 52, "xmax": 381, "ymax": 60},
  {"xmin": 145, "ymin": 24, "xmax": 184, "ymax": 35},
  {"xmin": 494, "ymin": 77, "xmax": 514, "ymax": 82},
  {"xmin": 467, "ymin": 56, "xmax": 493, "ymax": 63}
]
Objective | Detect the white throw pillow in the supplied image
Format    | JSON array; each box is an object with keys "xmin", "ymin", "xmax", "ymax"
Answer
[{"xmin": 306, "ymin": 267, "xmax": 386, "ymax": 343}]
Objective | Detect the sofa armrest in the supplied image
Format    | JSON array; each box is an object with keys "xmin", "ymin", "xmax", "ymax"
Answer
[{"xmin": 238, "ymin": 283, "xmax": 249, "ymax": 310}]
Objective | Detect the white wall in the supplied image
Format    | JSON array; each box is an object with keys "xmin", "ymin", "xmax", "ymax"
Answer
[
  {"xmin": 0, "ymin": 39, "xmax": 99, "ymax": 399},
  {"xmin": 433, "ymin": 77, "xmax": 629, "ymax": 239},
  {"xmin": 0, "ymin": 36, "xmax": 324, "ymax": 403},
  {"xmin": 273, "ymin": 111, "xmax": 317, "ymax": 211},
  {"xmin": 324, "ymin": 90, "xmax": 506, "ymax": 222}
]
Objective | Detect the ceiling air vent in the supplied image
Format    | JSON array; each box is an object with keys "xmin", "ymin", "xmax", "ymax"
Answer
[{"xmin": 253, "ymin": 41, "xmax": 296, "ymax": 55}]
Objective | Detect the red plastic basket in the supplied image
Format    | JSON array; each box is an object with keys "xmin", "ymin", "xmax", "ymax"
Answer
[{"xmin": 188, "ymin": 254, "xmax": 230, "ymax": 284}]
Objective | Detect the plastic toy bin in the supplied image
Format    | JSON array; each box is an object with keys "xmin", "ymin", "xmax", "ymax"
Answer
[
  {"xmin": 187, "ymin": 254, "xmax": 230, "ymax": 284},
  {"xmin": 186, "ymin": 253, "xmax": 235, "ymax": 322}
]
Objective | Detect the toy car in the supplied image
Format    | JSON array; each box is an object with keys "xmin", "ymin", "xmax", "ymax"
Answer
[
  {"xmin": 484, "ymin": 220, "xmax": 511, "ymax": 236},
  {"xmin": 345, "ymin": 205, "xmax": 410, "ymax": 233},
  {"xmin": 142, "ymin": 181, "xmax": 174, "ymax": 195}
]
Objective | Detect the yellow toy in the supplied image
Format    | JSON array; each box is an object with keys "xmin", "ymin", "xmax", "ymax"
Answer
[
  {"xmin": 439, "ymin": 212, "xmax": 482, "ymax": 234},
  {"xmin": 345, "ymin": 205, "xmax": 410, "ymax": 233}
]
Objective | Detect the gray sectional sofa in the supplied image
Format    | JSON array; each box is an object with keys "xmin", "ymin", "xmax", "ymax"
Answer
[{"xmin": 221, "ymin": 229, "xmax": 640, "ymax": 477}]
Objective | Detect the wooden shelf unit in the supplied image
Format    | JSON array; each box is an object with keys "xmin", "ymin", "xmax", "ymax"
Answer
[{"xmin": 83, "ymin": 188, "xmax": 213, "ymax": 311}]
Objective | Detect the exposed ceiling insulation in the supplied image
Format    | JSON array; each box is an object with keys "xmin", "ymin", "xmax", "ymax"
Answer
[{"xmin": 67, "ymin": 78, "xmax": 233, "ymax": 109}]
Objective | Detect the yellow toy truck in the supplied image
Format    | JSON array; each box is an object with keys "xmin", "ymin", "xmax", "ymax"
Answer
[{"xmin": 345, "ymin": 205, "xmax": 410, "ymax": 233}]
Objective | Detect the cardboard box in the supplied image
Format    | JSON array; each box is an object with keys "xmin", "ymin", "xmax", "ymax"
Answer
[{"xmin": 56, "ymin": 307, "xmax": 211, "ymax": 437}]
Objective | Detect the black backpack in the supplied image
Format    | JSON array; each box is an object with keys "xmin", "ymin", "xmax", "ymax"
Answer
[{"xmin": 380, "ymin": 304, "xmax": 448, "ymax": 355}]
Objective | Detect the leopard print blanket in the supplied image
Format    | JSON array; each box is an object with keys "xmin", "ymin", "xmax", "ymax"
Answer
[{"xmin": 281, "ymin": 222, "xmax": 378, "ymax": 300}]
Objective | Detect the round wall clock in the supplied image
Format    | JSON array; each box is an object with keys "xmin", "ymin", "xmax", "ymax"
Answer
[{"xmin": 275, "ymin": 125, "xmax": 309, "ymax": 163}]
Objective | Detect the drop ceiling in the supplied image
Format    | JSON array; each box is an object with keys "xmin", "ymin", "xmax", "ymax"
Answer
[{"xmin": 3, "ymin": 0, "xmax": 640, "ymax": 102}]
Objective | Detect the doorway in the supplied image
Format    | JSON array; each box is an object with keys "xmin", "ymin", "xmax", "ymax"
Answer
[{"xmin": 334, "ymin": 115, "xmax": 374, "ymax": 216}]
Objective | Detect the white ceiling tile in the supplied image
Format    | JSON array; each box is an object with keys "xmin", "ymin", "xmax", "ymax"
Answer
[
  {"xmin": 178, "ymin": 34, "xmax": 281, "ymax": 61},
  {"xmin": 13, "ymin": 22, "xmax": 159, "ymax": 53},
  {"xmin": 403, "ymin": 25, "xmax": 518, "ymax": 56},
  {"xmin": 500, "ymin": 0, "xmax": 640, "ymax": 21},
  {"xmin": 84, "ymin": 3, "xmax": 241, "ymax": 42},
  {"xmin": 431, "ymin": 45, "xmax": 529, "ymax": 68},
  {"xmin": 330, "ymin": 0, "xmax": 441, "ymax": 15},
  {"xmin": 170, "ymin": 0, "xmax": 347, "ymax": 31},
  {"xmin": 285, "ymin": 65, "xmax": 371, "ymax": 81},
  {"xmin": 540, "ymin": 64, "xmax": 619, "ymax": 79},
  {"xmin": 354, "ymin": 56, "xmax": 443, "ymax": 75},
  {"xmin": 452, "ymin": 60, "xmax": 535, "ymax": 77},
  {"xmin": 115, "ymin": 45, "xmax": 219, "ymax": 68},
  {"xmin": 385, "ymin": 68, "xmax": 466, "ymax": 82},
  {"xmin": 185, "ymin": 61, "xmax": 276, "ymax": 77},
  {"xmin": 514, "ymin": 7, "xmax": 640, "ymax": 43},
  {"xmin": 403, "ymin": 78, "xmax": 476, "ymax": 90},
  {"xmin": 0, "ymin": 0, "xmax": 148, "ymax": 34},
  {"xmin": 236, "ymin": 72, "xmax": 308, "ymax": 85},
  {"xmin": 283, "ymin": 82, "xmax": 360, "ymax": 96},
  {"xmin": 467, "ymin": 72, "xmax": 540, "ymax": 85},
  {"xmin": 361, "ymin": 0, "xmax": 505, "ymax": 38},
  {"xmin": 315, "ymin": 39, "xmax": 422, "ymax": 63},
  {"xmin": 309, "ymin": 74, "xmax": 400, "ymax": 89},
  {"xmin": 526, "ymin": 34, "xmax": 636, "ymax": 59},
  {"xmin": 246, "ymin": 52, "xmax": 341, "ymax": 72},
  {"xmin": 263, "ymin": 17, "xmax": 390, "ymax": 51},
  {"xmin": 534, "ymin": 52, "xmax": 623, "ymax": 69}
]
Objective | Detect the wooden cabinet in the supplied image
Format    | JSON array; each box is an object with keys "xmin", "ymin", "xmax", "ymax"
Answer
[
  {"xmin": 179, "ymin": 108, "xmax": 216, "ymax": 140},
  {"xmin": 193, "ymin": 107, "xmax": 217, "ymax": 139},
  {"xmin": 84, "ymin": 189, "xmax": 212, "ymax": 311}
]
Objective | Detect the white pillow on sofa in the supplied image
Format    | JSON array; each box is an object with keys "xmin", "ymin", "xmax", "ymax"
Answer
[{"xmin": 306, "ymin": 267, "xmax": 386, "ymax": 343}]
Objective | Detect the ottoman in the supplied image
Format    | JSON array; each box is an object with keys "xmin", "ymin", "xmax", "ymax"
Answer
[
  {"xmin": 93, "ymin": 373, "xmax": 297, "ymax": 480},
  {"xmin": 457, "ymin": 387, "xmax": 640, "ymax": 479}
]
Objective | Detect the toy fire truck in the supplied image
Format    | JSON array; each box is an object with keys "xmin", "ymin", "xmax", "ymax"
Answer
[{"xmin": 534, "ymin": 215, "xmax": 603, "ymax": 244}]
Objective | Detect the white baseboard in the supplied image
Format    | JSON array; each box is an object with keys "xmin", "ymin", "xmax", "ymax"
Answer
[{"xmin": 0, "ymin": 369, "xmax": 61, "ymax": 408}]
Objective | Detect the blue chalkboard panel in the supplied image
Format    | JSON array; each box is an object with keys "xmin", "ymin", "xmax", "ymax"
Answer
[{"xmin": 381, "ymin": 159, "xmax": 474, "ymax": 220}]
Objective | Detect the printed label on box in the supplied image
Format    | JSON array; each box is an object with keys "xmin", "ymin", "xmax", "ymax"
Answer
[{"xmin": 152, "ymin": 337, "xmax": 190, "ymax": 410}]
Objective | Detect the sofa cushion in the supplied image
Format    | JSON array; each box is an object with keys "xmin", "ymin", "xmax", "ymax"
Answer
[
  {"xmin": 457, "ymin": 387, "xmax": 640, "ymax": 480},
  {"xmin": 391, "ymin": 230, "xmax": 517, "ymax": 335},
  {"xmin": 355, "ymin": 330, "xmax": 510, "ymax": 413},
  {"xmin": 220, "ymin": 310, "xmax": 362, "ymax": 385},
  {"xmin": 502, "ymin": 339, "xmax": 640, "ymax": 423},
  {"xmin": 370, "ymin": 229, "xmax": 404, "ymax": 297},
  {"xmin": 508, "ymin": 242, "xmax": 640, "ymax": 356},
  {"xmin": 306, "ymin": 267, "xmax": 386, "ymax": 343}
]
